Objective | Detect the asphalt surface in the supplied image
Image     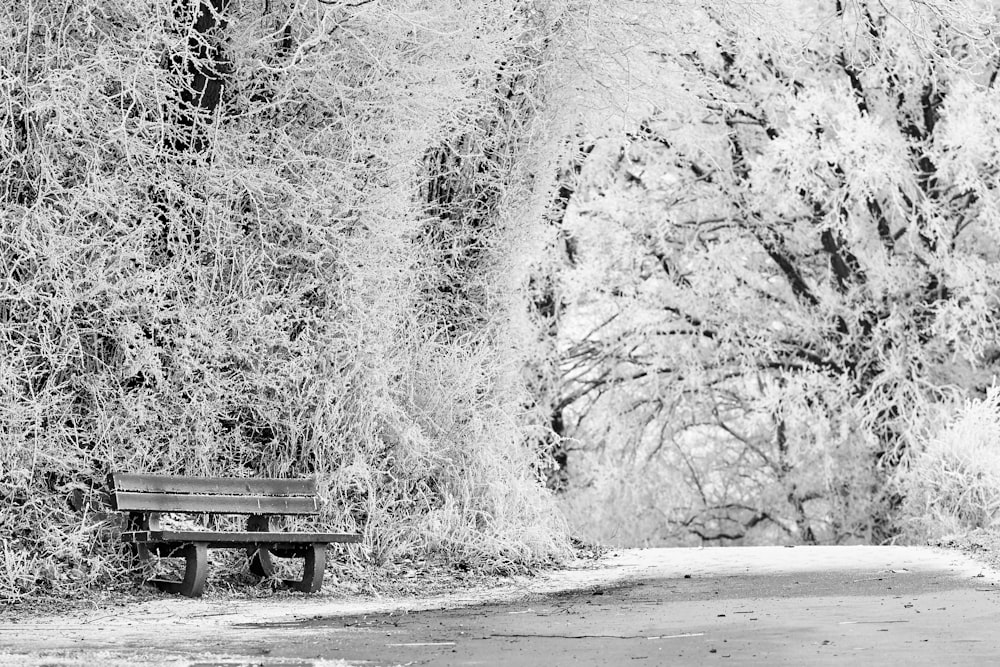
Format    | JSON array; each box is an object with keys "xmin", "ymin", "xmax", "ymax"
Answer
[
  {"xmin": 224, "ymin": 569, "xmax": 1000, "ymax": 666},
  {"xmin": 4, "ymin": 547, "xmax": 1000, "ymax": 666},
  {"xmin": 335, "ymin": 573, "xmax": 1000, "ymax": 665}
]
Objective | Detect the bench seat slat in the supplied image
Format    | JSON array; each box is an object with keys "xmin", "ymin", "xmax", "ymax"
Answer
[
  {"xmin": 113, "ymin": 492, "xmax": 319, "ymax": 514},
  {"xmin": 123, "ymin": 530, "xmax": 362, "ymax": 545},
  {"xmin": 111, "ymin": 473, "xmax": 316, "ymax": 497}
]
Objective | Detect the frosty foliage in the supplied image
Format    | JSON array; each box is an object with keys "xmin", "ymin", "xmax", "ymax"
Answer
[
  {"xmin": 548, "ymin": 0, "xmax": 1000, "ymax": 546},
  {"xmin": 0, "ymin": 0, "xmax": 578, "ymax": 601},
  {"xmin": 904, "ymin": 388, "xmax": 1000, "ymax": 536}
]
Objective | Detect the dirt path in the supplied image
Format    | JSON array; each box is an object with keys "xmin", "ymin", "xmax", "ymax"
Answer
[{"xmin": 2, "ymin": 546, "xmax": 999, "ymax": 665}]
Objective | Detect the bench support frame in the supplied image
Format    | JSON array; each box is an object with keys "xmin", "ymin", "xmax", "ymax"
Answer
[
  {"xmin": 124, "ymin": 511, "xmax": 205, "ymax": 597},
  {"xmin": 147, "ymin": 542, "xmax": 210, "ymax": 597},
  {"xmin": 124, "ymin": 510, "xmax": 334, "ymax": 597},
  {"xmin": 246, "ymin": 515, "xmax": 327, "ymax": 593}
]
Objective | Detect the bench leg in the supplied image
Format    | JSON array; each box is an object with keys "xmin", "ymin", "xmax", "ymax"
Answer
[
  {"xmin": 149, "ymin": 543, "xmax": 209, "ymax": 598},
  {"xmin": 124, "ymin": 512, "xmax": 157, "ymax": 572},
  {"xmin": 127, "ymin": 542, "xmax": 151, "ymax": 571},
  {"xmin": 295, "ymin": 543, "xmax": 326, "ymax": 593},
  {"xmin": 248, "ymin": 544, "xmax": 326, "ymax": 593},
  {"xmin": 247, "ymin": 546, "xmax": 275, "ymax": 579}
]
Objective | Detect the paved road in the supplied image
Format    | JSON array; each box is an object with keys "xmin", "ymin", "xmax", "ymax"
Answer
[
  {"xmin": 328, "ymin": 572, "xmax": 1000, "ymax": 665},
  {"xmin": 4, "ymin": 547, "xmax": 1000, "ymax": 666},
  {"xmin": 230, "ymin": 568, "xmax": 1000, "ymax": 666}
]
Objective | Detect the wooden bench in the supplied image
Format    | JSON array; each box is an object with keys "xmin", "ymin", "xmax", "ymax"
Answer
[{"xmin": 108, "ymin": 472, "xmax": 361, "ymax": 597}]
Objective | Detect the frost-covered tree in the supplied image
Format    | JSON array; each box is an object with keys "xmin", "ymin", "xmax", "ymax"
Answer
[{"xmin": 554, "ymin": 0, "xmax": 1000, "ymax": 545}]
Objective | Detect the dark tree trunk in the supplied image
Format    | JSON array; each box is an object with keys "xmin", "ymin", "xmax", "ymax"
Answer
[{"xmin": 169, "ymin": 0, "xmax": 232, "ymax": 153}]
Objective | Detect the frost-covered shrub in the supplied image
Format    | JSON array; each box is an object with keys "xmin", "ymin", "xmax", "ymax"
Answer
[
  {"xmin": 903, "ymin": 388, "xmax": 1000, "ymax": 538},
  {"xmin": 0, "ymin": 0, "xmax": 576, "ymax": 601}
]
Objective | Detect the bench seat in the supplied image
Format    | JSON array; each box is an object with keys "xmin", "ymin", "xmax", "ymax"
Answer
[{"xmin": 123, "ymin": 530, "xmax": 361, "ymax": 546}]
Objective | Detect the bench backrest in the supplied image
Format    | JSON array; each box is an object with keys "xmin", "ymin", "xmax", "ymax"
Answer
[{"xmin": 108, "ymin": 473, "xmax": 320, "ymax": 515}]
